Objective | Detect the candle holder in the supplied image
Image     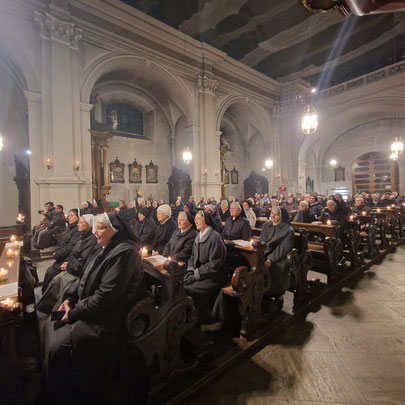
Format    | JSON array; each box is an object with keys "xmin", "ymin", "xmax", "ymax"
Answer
[
  {"xmin": 74, "ymin": 160, "xmax": 81, "ymax": 171},
  {"xmin": 10, "ymin": 234, "xmax": 16, "ymax": 242},
  {"xmin": 0, "ymin": 268, "xmax": 8, "ymax": 282},
  {"xmin": 362, "ymin": 211, "xmax": 366, "ymax": 216},
  {"xmin": 46, "ymin": 158, "xmax": 53, "ymax": 170},
  {"xmin": 12, "ymin": 241, "xmax": 19, "ymax": 249},
  {"xmin": 0, "ymin": 298, "xmax": 15, "ymax": 310},
  {"xmin": 6, "ymin": 248, "xmax": 14, "ymax": 258},
  {"xmin": 326, "ymin": 220, "xmax": 332, "ymax": 226},
  {"xmin": 377, "ymin": 208, "xmax": 381, "ymax": 213}
]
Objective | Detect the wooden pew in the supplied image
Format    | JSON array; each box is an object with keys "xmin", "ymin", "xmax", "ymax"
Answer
[
  {"xmin": 126, "ymin": 257, "xmax": 198, "ymax": 388},
  {"xmin": 355, "ymin": 214, "xmax": 383, "ymax": 257},
  {"xmin": 222, "ymin": 232, "xmax": 311, "ymax": 341},
  {"xmin": 291, "ymin": 222, "xmax": 345, "ymax": 284},
  {"xmin": 344, "ymin": 219, "xmax": 365, "ymax": 268}
]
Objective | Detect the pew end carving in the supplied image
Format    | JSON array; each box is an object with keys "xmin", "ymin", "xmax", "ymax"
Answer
[{"xmin": 126, "ymin": 259, "xmax": 198, "ymax": 388}]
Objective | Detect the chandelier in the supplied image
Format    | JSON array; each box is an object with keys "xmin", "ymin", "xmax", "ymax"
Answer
[
  {"xmin": 183, "ymin": 146, "xmax": 192, "ymax": 164},
  {"xmin": 301, "ymin": 104, "xmax": 318, "ymax": 135},
  {"xmin": 265, "ymin": 157, "xmax": 273, "ymax": 169},
  {"xmin": 390, "ymin": 152, "xmax": 399, "ymax": 161},
  {"xmin": 391, "ymin": 136, "xmax": 403, "ymax": 154}
]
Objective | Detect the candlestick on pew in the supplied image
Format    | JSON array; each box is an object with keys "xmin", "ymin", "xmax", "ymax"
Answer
[
  {"xmin": 6, "ymin": 248, "xmax": 14, "ymax": 258},
  {"xmin": 362, "ymin": 211, "xmax": 366, "ymax": 216},
  {"xmin": 250, "ymin": 239, "xmax": 254, "ymax": 248},
  {"xmin": 141, "ymin": 247, "xmax": 148, "ymax": 259},
  {"xmin": 10, "ymin": 234, "xmax": 16, "ymax": 242},
  {"xmin": 377, "ymin": 208, "xmax": 381, "ymax": 213},
  {"xmin": 349, "ymin": 215, "xmax": 354, "ymax": 221},
  {"xmin": 12, "ymin": 241, "xmax": 19, "ymax": 249},
  {"xmin": 0, "ymin": 298, "xmax": 14, "ymax": 310},
  {"xmin": 326, "ymin": 220, "xmax": 332, "ymax": 226}
]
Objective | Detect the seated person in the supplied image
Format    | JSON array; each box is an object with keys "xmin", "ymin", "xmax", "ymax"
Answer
[
  {"xmin": 33, "ymin": 201, "xmax": 56, "ymax": 232},
  {"xmin": 243, "ymin": 199, "xmax": 257, "ymax": 228},
  {"xmin": 184, "ymin": 202, "xmax": 197, "ymax": 218},
  {"xmin": 351, "ymin": 196, "xmax": 371, "ymax": 216},
  {"xmin": 293, "ymin": 201, "xmax": 316, "ymax": 223},
  {"xmin": 126, "ymin": 200, "xmax": 138, "ymax": 226},
  {"xmin": 133, "ymin": 207, "xmax": 156, "ymax": 251},
  {"xmin": 34, "ymin": 204, "xmax": 66, "ymax": 249},
  {"xmin": 320, "ymin": 200, "xmax": 347, "ymax": 229},
  {"xmin": 42, "ymin": 213, "xmax": 144, "ymax": 404},
  {"xmin": 184, "ymin": 211, "xmax": 228, "ymax": 325},
  {"xmin": 79, "ymin": 201, "xmax": 92, "ymax": 216},
  {"xmin": 205, "ymin": 204, "xmax": 223, "ymax": 233},
  {"xmin": 219, "ymin": 200, "xmax": 230, "ymax": 223},
  {"xmin": 381, "ymin": 192, "xmax": 394, "ymax": 206},
  {"xmin": 370, "ymin": 193, "xmax": 383, "ymax": 207},
  {"xmin": 117, "ymin": 200, "xmax": 132, "ymax": 223},
  {"xmin": 222, "ymin": 202, "xmax": 252, "ymax": 241},
  {"xmin": 196, "ymin": 196, "xmax": 206, "ymax": 208},
  {"xmin": 42, "ymin": 209, "xmax": 80, "ymax": 292},
  {"xmin": 283, "ymin": 196, "xmax": 298, "ymax": 212},
  {"xmin": 38, "ymin": 214, "xmax": 101, "ymax": 313},
  {"xmin": 151, "ymin": 204, "xmax": 177, "ymax": 255},
  {"xmin": 249, "ymin": 197, "xmax": 262, "ymax": 219},
  {"xmin": 149, "ymin": 200, "xmax": 159, "ymax": 224},
  {"xmin": 91, "ymin": 198, "xmax": 104, "ymax": 215},
  {"xmin": 163, "ymin": 211, "xmax": 198, "ymax": 263},
  {"xmin": 258, "ymin": 206, "xmax": 294, "ymax": 312},
  {"xmin": 308, "ymin": 195, "xmax": 324, "ymax": 218},
  {"xmin": 173, "ymin": 199, "xmax": 184, "ymax": 220}
]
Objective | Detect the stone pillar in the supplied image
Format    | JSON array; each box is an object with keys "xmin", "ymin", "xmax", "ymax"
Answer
[
  {"xmin": 196, "ymin": 74, "xmax": 221, "ymax": 199},
  {"xmin": 185, "ymin": 125, "xmax": 201, "ymax": 198}
]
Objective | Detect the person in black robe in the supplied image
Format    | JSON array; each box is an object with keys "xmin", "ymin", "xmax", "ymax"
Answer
[
  {"xmin": 308, "ymin": 195, "xmax": 324, "ymax": 218},
  {"xmin": 42, "ymin": 210, "xmax": 81, "ymax": 292},
  {"xmin": 173, "ymin": 199, "xmax": 184, "ymax": 220},
  {"xmin": 149, "ymin": 200, "xmax": 159, "ymax": 224},
  {"xmin": 151, "ymin": 204, "xmax": 177, "ymax": 255},
  {"xmin": 219, "ymin": 200, "xmax": 230, "ymax": 223},
  {"xmin": 117, "ymin": 200, "xmax": 132, "ymax": 223},
  {"xmin": 222, "ymin": 202, "xmax": 252, "ymax": 241},
  {"xmin": 79, "ymin": 201, "xmax": 92, "ymax": 216},
  {"xmin": 133, "ymin": 207, "xmax": 156, "ymax": 251},
  {"xmin": 205, "ymin": 204, "xmax": 223, "ymax": 233},
  {"xmin": 163, "ymin": 211, "xmax": 198, "ymax": 263},
  {"xmin": 184, "ymin": 211, "xmax": 228, "ymax": 325},
  {"xmin": 293, "ymin": 201, "xmax": 316, "ymax": 223},
  {"xmin": 184, "ymin": 202, "xmax": 197, "ymax": 218},
  {"xmin": 320, "ymin": 200, "xmax": 347, "ymax": 239},
  {"xmin": 258, "ymin": 206, "xmax": 294, "ymax": 311},
  {"xmin": 91, "ymin": 198, "xmax": 104, "ymax": 215},
  {"xmin": 42, "ymin": 213, "xmax": 146, "ymax": 405}
]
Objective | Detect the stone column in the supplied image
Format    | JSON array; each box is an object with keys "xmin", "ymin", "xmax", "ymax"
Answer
[
  {"xmin": 196, "ymin": 74, "xmax": 221, "ymax": 199},
  {"xmin": 185, "ymin": 125, "xmax": 201, "ymax": 198}
]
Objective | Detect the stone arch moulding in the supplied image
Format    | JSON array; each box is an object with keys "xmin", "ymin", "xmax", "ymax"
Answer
[
  {"xmin": 80, "ymin": 53, "xmax": 196, "ymax": 127},
  {"xmin": 297, "ymin": 96, "xmax": 405, "ymax": 171},
  {"xmin": 215, "ymin": 95, "xmax": 272, "ymax": 142}
]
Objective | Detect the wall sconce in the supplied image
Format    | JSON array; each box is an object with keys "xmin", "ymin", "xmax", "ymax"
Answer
[
  {"xmin": 74, "ymin": 160, "xmax": 80, "ymax": 171},
  {"xmin": 330, "ymin": 159, "xmax": 337, "ymax": 167},
  {"xmin": 46, "ymin": 158, "xmax": 53, "ymax": 170},
  {"xmin": 202, "ymin": 168, "xmax": 208, "ymax": 176}
]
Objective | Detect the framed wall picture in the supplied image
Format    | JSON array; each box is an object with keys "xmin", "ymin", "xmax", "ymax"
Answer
[
  {"xmin": 231, "ymin": 166, "xmax": 239, "ymax": 184},
  {"xmin": 334, "ymin": 165, "xmax": 345, "ymax": 182},
  {"xmin": 146, "ymin": 160, "xmax": 158, "ymax": 183},
  {"xmin": 109, "ymin": 156, "xmax": 125, "ymax": 183},
  {"xmin": 224, "ymin": 167, "xmax": 230, "ymax": 184},
  {"xmin": 128, "ymin": 158, "xmax": 142, "ymax": 183}
]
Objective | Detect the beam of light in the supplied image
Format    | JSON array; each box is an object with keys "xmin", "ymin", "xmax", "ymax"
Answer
[{"xmin": 315, "ymin": 15, "xmax": 359, "ymax": 91}]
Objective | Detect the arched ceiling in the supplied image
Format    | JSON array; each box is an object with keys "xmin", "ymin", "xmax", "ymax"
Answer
[{"xmin": 121, "ymin": 0, "xmax": 405, "ymax": 90}]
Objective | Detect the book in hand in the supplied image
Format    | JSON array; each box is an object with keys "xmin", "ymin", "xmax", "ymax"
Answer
[{"xmin": 144, "ymin": 255, "xmax": 167, "ymax": 267}]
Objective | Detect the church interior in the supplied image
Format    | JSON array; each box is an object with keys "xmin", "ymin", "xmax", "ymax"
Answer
[{"xmin": 1, "ymin": 0, "xmax": 405, "ymax": 404}]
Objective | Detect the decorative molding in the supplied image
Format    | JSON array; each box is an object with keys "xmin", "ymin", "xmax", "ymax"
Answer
[
  {"xmin": 34, "ymin": 11, "xmax": 82, "ymax": 50},
  {"xmin": 272, "ymin": 102, "xmax": 293, "ymax": 118},
  {"xmin": 197, "ymin": 75, "xmax": 218, "ymax": 96}
]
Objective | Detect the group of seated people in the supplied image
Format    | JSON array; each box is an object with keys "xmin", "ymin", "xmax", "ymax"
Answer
[{"xmin": 36, "ymin": 189, "xmax": 403, "ymax": 403}]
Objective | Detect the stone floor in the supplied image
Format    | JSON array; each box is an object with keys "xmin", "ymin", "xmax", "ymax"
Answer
[{"xmin": 185, "ymin": 245, "xmax": 405, "ymax": 405}]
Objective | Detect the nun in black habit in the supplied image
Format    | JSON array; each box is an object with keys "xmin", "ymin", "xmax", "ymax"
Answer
[
  {"xmin": 184, "ymin": 210, "xmax": 228, "ymax": 324},
  {"xmin": 42, "ymin": 213, "xmax": 146, "ymax": 404},
  {"xmin": 133, "ymin": 206, "xmax": 156, "ymax": 251}
]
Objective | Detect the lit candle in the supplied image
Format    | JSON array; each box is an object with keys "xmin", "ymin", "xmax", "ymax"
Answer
[
  {"xmin": 362, "ymin": 211, "xmax": 366, "ymax": 216},
  {"xmin": 403, "ymin": 203, "xmax": 405, "ymax": 207},
  {"xmin": 387, "ymin": 206, "xmax": 391, "ymax": 210},
  {"xmin": 250, "ymin": 239, "xmax": 254, "ymax": 248},
  {"xmin": 327, "ymin": 220, "xmax": 332, "ymax": 226},
  {"xmin": 12, "ymin": 241, "xmax": 19, "ymax": 248},
  {"xmin": 6, "ymin": 248, "xmax": 14, "ymax": 258},
  {"xmin": 10, "ymin": 235, "xmax": 16, "ymax": 242},
  {"xmin": 141, "ymin": 247, "xmax": 148, "ymax": 259},
  {"xmin": 349, "ymin": 215, "xmax": 354, "ymax": 221},
  {"xmin": 0, "ymin": 298, "xmax": 14, "ymax": 310},
  {"xmin": 377, "ymin": 208, "xmax": 381, "ymax": 213},
  {"xmin": 13, "ymin": 249, "xmax": 18, "ymax": 258},
  {"xmin": 0, "ymin": 268, "xmax": 8, "ymax": 282},
  {"xmin": 7, "ymin": 259, "xmax": 13, "ymax": 267},
  {"xmin": 391, "ymin": 204, "xmax": 395, "ymax": 208},
  {"xmin": 168, "ymin": 257, "xmax": 171, "ymax": 261}
]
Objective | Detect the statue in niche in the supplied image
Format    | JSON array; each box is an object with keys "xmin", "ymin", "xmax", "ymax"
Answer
[
  {"xmin": 109, "ymin": 109, "xmax": 118, "ymax": 131},
  {"xmin": 220, "ymin": 133, "xmax": 230, "ymax": 150},
  {"xmin": 136, "ymin": 185, "xmax": 143, "ymax": 198},
  {"xmin": 306, "ymin": 176, "xmax": 314, "ymax": 194},
  {"xmin": 231, "ymin": 167, "xmax": 239, "ymax": 184}
]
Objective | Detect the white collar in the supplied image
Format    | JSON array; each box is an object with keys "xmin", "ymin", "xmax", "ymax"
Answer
[{"xmin": 199, "ymin": 226, "xmax": 212, "ymax": 240}]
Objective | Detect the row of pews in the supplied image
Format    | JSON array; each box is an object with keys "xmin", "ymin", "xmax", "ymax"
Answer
[{"xmin": 128, "ymin": 205, "xmax": 405, "ymax": 395}]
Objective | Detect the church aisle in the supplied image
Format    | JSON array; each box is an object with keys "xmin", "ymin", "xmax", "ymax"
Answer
[{"xmin": 185, "ymin": 245, "xmax": 405, "ymax": 405}]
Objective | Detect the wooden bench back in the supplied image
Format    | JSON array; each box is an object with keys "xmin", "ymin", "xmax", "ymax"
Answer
[{"xmin": 291, "ymin": 222, "xmax": 339, "ymax": 239}]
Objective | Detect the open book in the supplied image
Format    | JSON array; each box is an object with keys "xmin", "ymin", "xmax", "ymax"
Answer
[
  {"xmin": 144, "ymin": 255, "xmax": 167, "ymax": 267},
  {"xmin": 232, "ymin": 240, "xmax": 252, "ymax": 248}
]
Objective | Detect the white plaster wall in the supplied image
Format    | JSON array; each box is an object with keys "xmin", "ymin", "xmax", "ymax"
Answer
[
  {"xmin": 107, "ymin": 110, "xmax": 172, "ymax": 203},
  {"xmin": 320, "ymin": 119, "xmax": 405, "ymax": 194},
  {"xmin": 0, "ymin": 67, "xmax": 29, "ymax": 227}
]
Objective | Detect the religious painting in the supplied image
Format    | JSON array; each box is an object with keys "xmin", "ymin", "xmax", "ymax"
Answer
[
  {"xmin": 334, "ymin": 165, "xmax": 345, "ymax": 182},
  {"xmin": 146, "ymin": 160, "xmax": 158, "ymax": 183},
  {"xmin": 231, "ymin": 167, "xmax": 239, "ymax": 184},
  {"xmin": 128, "ymin": 158, "xmax": 142, "ymax": 183},
  {"xmin": 224, "ymin": 167, "xmax": 230, "ymax": 184},
  {"xmin": 109, "ymin": 156, "xmax": 125, "ymax": 183}
]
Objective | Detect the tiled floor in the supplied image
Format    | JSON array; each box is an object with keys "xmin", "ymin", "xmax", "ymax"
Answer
[{"xmin": 186, "ymin": 245, "xmax": 405, "ymax": 405}]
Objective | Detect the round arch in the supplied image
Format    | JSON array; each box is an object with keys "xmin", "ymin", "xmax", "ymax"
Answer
[
  {"xmin": 216, "ymin": 95, "xmax": 272, "ymax": 142},
  {"xmin": 80, "ymin": 53, "xmax": 196, "ymax": 127}
]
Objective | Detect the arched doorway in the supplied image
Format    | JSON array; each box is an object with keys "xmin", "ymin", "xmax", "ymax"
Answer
[{"xmin": 352, "ymin": 152, "xmax": 398, "ymax": 195}]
